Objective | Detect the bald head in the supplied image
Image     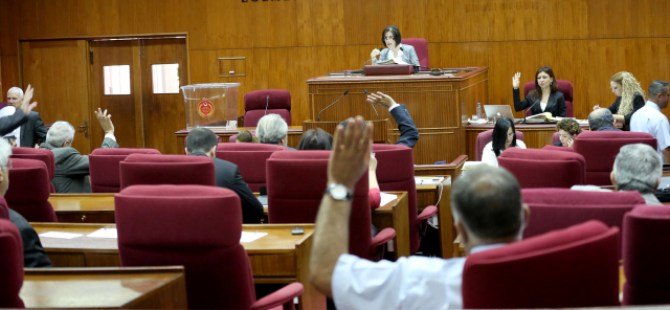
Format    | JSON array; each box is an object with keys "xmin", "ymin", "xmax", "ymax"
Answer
[
  {"xmin": 7, "ymin": 87, "xmax": 23, "ymax": 107},
  {"xmin": 588, "ymin": 108, "xmax": 615, "ymax": 131}
]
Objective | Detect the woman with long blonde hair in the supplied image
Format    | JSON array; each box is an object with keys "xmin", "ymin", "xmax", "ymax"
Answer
[{"xmin": 595, "ymin": 71, "xmax": 645, "ymax": 131}]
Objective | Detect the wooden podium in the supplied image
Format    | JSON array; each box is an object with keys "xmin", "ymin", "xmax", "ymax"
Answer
[
  {"xmin": 307, "ymin": 67, "xmax": 489, "ymax": 164},
  {"xmin": 302, "ymin": 119, "xmax": 389, "ymax": 143}
]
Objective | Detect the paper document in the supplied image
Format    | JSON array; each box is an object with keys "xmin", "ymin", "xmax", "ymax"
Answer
[
  {"xmin": 39, "ymin": 231, "xmax": 83, "ymax": 239},
  {"xmin": 380, "ymin": 193, "xmax": 398, "ymax": 206},
  {"xmin": 415, "ymin": 176, "xmax": 445, "ymax": 185},
  {"xmin": 241, "ymin": 231, "xmax": 268, "ymax": 243},
  {"xmin": 87, "ymin": 228, "xmax": 118, "ymax": 239}
]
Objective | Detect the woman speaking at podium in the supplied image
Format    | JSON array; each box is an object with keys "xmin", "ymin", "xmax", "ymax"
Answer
[
  {"xmin": 511, "ymin": 66, "xmax": 566, "ymax": 117},
  {"xmin": 370, "ymin": 25, "xmax": 419, "ymax": 67}
]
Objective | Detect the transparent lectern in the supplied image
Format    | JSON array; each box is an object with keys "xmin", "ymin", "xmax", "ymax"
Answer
[{"xmin": 180, "ymin": 83, "xmax": 240, "ymax": 129}]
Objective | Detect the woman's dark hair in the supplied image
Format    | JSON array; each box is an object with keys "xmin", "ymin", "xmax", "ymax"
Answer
[
  {"xmin": 492, "ymin": 118, "xmax": 516, "ymax": 157},
  {"xmin": 381, "ymin": 25, "xmax": 402, "ymax": 46},
  {"xmin": 556, "ymin": 118, "xmax": 582, "ymax": 136},
  {"xmin": 529, "ymin": 65, "xmax": 558, "ymax": 100},
  {"xmin": 297, "ymin": 128, "xmax": 333, "ymax": 150}
]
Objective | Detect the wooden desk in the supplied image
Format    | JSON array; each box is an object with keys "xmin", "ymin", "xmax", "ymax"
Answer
[
  {"xmin": 21, "ymin": 266, "xmax": 187, "ymax": 309},
  {"xmin": 308, "ymin": 67, "xmax": 489, "ymax": 164},
  {"xmin": 372, "ymin": 191, "xmax": 410, "ymax": 258},
  {"xmin": 416, "ymin": 176, "xmax": 455, "ymax": 258},
  {"xmin": 32, "ymin": 223, "xmax": 325, "ymax": 309},
  {"xmin": 175, "ymin": 126, "xmax": 304, "ymax": 151}
]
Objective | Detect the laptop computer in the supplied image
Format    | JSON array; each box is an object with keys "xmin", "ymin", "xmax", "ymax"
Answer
[{"xmin": 483, "ymin": 105, "xmax": 516, "ymax": 120}]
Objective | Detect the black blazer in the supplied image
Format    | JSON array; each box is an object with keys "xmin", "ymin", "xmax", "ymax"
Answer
[
  {"xmin": 606, "ymin": 93, "xmax": 645, "ymax": 131},
  {"xmin": 513, "ymin": 88, "xmax": 566, "ymax": 117},
  {"xmin": 390, "ymin": 105, "xmax": 419, "ymax": 148},
  {"xmin": 19, "ymin": 111, "xmax": 48, "ymax": 147}
]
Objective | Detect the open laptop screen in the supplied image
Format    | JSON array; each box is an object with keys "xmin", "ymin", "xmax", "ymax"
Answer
[{"xmin": 483, "ymin": 105, "xmax": 515, "ymax": 120}]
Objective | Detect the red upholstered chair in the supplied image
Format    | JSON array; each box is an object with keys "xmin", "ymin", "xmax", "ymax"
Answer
[
  {"xmin": 475, "ymin": 129, "xmax": 524, "ymax": 161},
  {"xmin": 623, "ymin": 205, "xmax": 670, "ymax": 305},
  {"xmin": 373, "ymin": 144, "xmax": 437, "ymax": 254},
  {"xmin": 243, "ymin": 89, "xmax": 291, "ymax": 127},
  {"xmin": 115, "ymin": 185, "xmax": 303, "ymax": 309},
  {"xmin": 523, "ymin": 79, "xmax": 574, "ymax": 117},
  {"xmin": 402, "ymin": 38, "xmax": 429, "ymax": 69},
  {"xmin": 6, "ymin": 158, "xmax": 57, "ymax": 222},
  {"xmin": 266, "ymin": 150, "xmax": 395, "ymax": 259},
  {"xmin": 0, "ymin": 218, "xmax": 24, "ymax": 308},
  {"xmin": 573, "ymin": 131, "xmax": 657, "ymax": 185},
  {"xmin": 463, "ymin": 221, "xmax": 620, "ymax": 308},
  {"xmin": 11, "ymin": 147, "xmax": 55, "ymax": 192},
  {"xmin": 119, "ymin": 154, "xmax": 215, "ymax": 190},
  {"xmin": 522, "ymin": 188, "xmax": 643, "ymax": 258},
  {"xmin": 498, "ymin": 148, "xmax": 586, "ymax": 188},
  {"xmin": 89, "ymin": 147, "xmax": 160, "ymax": 193},
  {"xmin": 215, "ymin": 143, "xmax": 286, "ymax": 192}
]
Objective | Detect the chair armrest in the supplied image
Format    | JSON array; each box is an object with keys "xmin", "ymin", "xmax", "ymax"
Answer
[
  {"xmin": 416, "ymin": 205, "xmax": 438, "ymax": 223},
  {"xmin": 370, "ymin": 227, "xmax": 396, "ymax": 250},
  {"xmin": 251, "ymin": 282, "xmax": 304, "ymax": 310}
]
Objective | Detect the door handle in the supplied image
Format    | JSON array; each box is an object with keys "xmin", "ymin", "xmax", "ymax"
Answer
[{"xmin": 78, "ymin": 120, "xmax": 89, "ymax": 138}]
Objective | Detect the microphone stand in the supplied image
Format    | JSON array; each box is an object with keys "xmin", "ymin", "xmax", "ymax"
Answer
[{"xmin": 317, "ymin": 90, "xmax": 349, "ymax": 121}]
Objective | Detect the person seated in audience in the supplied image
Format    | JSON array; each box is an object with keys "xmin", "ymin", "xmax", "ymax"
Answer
[
  {"xmin": 0, "ymin": 84, "xmax": 39, "ymax": 137},
  {"xmin": 0, "ymin": 138, "xmax": 52, "ymax": 267},
  {"xmin": 185, "ymin": 127, "xmax": 264, "ymax": 223},
  {"xmin": 370, "ymin": 25, "xmax": 419, "ymax": 67},
  {"xmin": 512, "ymin": 66, "xmax": 566, "ymax": 117},
  {"xmin": 235, "ymin": 129, "xmax": 257, "ymax": 143},
  {"xmin": 555, "ymin": 118, "xmax": 581, "ymax": 147},
  {"xmin": 588, "ymin": 108, "xmax": 620, "ymax": 131},
  {"xmin": 0, "ymin": 86, "xmax": 48, "ymax": 147},
  {"xmin": 630, "ymin": 80, "xmax": 670, "ymax": 163},
  {"xmin": 40, "ymin": 108, "xmax": 118, "ymax": 193},
  {"xmin": 366, "ymin": 91, "xmax": 419, "ymax": 148},
  {"xmin": 593, "ymin": 71, "xmax": 645, "ymax": 131},
  {"xmin": 481, "ymin": 118, "xmax": 526, "ymax": 167},
  {"xmin": 573, "ymin": 144, "xmax": 663, "ymax": 205},
  {"xmin": 309, "ymin": 116, "xmax": 528, "ymax": 309},
  {"xmin": 256, "ymin": 113, "xmax": 293, "ymax": 149},
  {"xmin": 297, "ymin": 128, "xmax": 381, "ymax": 209}
]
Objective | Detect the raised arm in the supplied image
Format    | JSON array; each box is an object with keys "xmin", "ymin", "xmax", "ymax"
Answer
[
  {"xmin": 309, "ymin": 116, "xmax": 372, "ymax": 297},
  {"xmin": 367, "ymin": 91, "xmax": 419, "ymax": 147}
]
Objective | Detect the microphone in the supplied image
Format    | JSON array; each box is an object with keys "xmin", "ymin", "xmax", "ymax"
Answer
[
  {"xmin": 523, "ymin": 99, "xmax": 542, "ymax": 124},
  {"xmin": 264, "ymin": 95, "xmax": 270, "ymax": 116},
  {"xmin": 364, "ymin": 89, "xmax": 379, "ymax": 118},
  {"xmin": 317, "ymin": 90, "xmax": 349, "ymax": 121}
]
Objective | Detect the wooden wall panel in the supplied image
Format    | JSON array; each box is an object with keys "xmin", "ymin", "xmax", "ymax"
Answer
[{"xmin": 2, "ymin": 0, "xmax": 670, "ymax": 139}]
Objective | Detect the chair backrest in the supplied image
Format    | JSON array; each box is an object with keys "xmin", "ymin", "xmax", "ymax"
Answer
[
  {"xmin": 243, "ymin": 89, "xmax": 291, "ymax": 127},
  {"xmin": 463, "ymin": 221, "xmax": 620, "ymax": 308},
  {"xmin": 402, "ymin": 37, "xmax": 429, "ymax": 69},
  {"xmin": 372, "ymin": 143, "xmax": 420, "ymax": 253},
  {"xmin": 89, "ymin": 148, "xmax": 161, "ymax": 193},
  {"xmin": 0, "ymin": 218, "xmax": 24, "ymax": 308},
  {"xmin": 522, "ymin": 188, "xmax": 643, "ymax": 258},
  {"xmin": 475, "ymin": 129, "xmax": 524, "ymax": 161},
  {"xmin": 523, "ymin": 79, "xmax": 574, "ymax": 116},
  {"xmin": 11, "ymin": 147, "xmax": 55, "ymax": 193},
  {"xmin": 119, "ymin": 154, "xmax": 215, "ymax": 190},
  {"xmin": 573, "ymin": 130, "xmax": 657, "ymax": 185},
  {"xmin": 215, "ymin": 143, "xmax": 286, "ymax": 192},
  {"xmin": 623, "ymin": 205, "xmax": 670, "ymax": 305},
  {"xmin": 498, "ymin": 148, "xmax": 586, "ymax": 188},
  {"xmin": 266, "ymin": 150, "xmax": 372, "ymax": 259},
  {"xmin": 115, "ymin": 185, "xmax": 254, "ymax": 309},
  {"xmin": 6, "ymin": 158, "xmax": 57, "ymax": 222}
]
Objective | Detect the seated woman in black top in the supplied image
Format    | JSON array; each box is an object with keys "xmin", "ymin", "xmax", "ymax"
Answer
[
  {"xmin": 512, "ymin": 66, "xmax": 566, "ymax": 117},
  {"xmin": 593, "ymin": 71, "xmax": 645, "ymax": 131}
]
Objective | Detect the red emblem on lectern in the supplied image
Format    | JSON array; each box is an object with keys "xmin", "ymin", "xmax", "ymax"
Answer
[{"xmin": 197, "ymin": 100, "xmax": 214, "ymax": 118}]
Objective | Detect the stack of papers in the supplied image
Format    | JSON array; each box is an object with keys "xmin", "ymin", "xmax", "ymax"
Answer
[{"xmin": 415, "ymin": 176, "xmax": 445, "ymax": 185}]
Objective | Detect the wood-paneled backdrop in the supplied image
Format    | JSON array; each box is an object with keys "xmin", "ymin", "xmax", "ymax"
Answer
[{"xmin": 1, "ymin": 0, "xmax": 670, "ymax": 152}]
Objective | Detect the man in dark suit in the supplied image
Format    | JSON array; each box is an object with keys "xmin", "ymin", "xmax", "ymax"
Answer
[
  {"xmin": 366, "ymin": 91, "xmax": 419, "ymax": 148},
  {"xmin": 185, "ymin": 127, "xmax": 264, "ymax": 223},
  {"xmin": 4, "ymin": 86, "xmax": 48, "ymax": 147},
  {"xmin": 0, "ymin": 85, "xmax": 39, "ymax": 140}
]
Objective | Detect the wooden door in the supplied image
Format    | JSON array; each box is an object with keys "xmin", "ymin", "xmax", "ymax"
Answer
[
  {"xmin": 139, "ymin": 38, "xmax": 187, "ymax": 154},
  {"xmin": 89, "ymin": 40, "xmax": 142, "ymax": 149},
  {"xmin": 20, "ymin": 40, "xmax": 92, "ymax": 153}
]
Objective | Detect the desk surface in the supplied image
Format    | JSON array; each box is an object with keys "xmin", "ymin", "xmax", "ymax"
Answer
[{"xmin": 21, "ymin": 266, "xmax": 187, "ymax": 309}]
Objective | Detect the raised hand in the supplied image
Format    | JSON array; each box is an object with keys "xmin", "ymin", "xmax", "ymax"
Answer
[
  {"xmin": 366, "ymin": 91, "xmax": 396, "ymax": 109},
  {"xmin": 512, "ymin": 72, "xmax": 521, "ymax": 89},
  {"xmin": 20, "ymin": 84, "xmax": 38, "ymax": 115},
  {"xmin": 94, "ymin": 108, "xmax": 114, "ymax": 134},
  {"xmin": 370, "ymin": 48, "xmax": 381, "ymax": 60},
  {"xmin": 328, "ymin": 116, "xmax": 372, "ymax": 192}
]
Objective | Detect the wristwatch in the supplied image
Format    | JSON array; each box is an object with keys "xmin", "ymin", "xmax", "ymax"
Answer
[{"xmin": 326, "ymin": 183, "xmax": 352, "ymax": 201}]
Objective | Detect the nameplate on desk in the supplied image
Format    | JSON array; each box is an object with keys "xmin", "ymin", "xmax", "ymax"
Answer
[{"xmin": 363, "ymin": 64, "xmax": 414, "ymax": 76}]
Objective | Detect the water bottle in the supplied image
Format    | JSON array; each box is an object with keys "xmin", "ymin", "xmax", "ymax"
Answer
[{"xmin": 476, "ymin": 102, "xmax": 482, "ymax": 120}]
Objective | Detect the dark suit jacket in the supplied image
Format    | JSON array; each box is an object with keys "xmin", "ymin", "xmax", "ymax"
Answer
[
  {"xmin": 192, "ymin": 152, "xmax": 264, "ymax": 224},
  {"xmin": 606, "ymin": 93, "xmax": 645, "ymax": 131},
  {"xmin": 0, "ymin": 109, "xmax": 28, "ymax": 136},
  {"xmin": 390, "ymin": 105, "xmax": 419, "ymax": 148},
  {"xmin": 9, "ymin": 208, "xmax": 52, "ymax": 267},
  {"xmin": 19, "ymin": 111, "xmax": 48, "ymax": 147},
  {"xmin": 513, "ymin": 88, "xmax": 566, "ymax": 117}
]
